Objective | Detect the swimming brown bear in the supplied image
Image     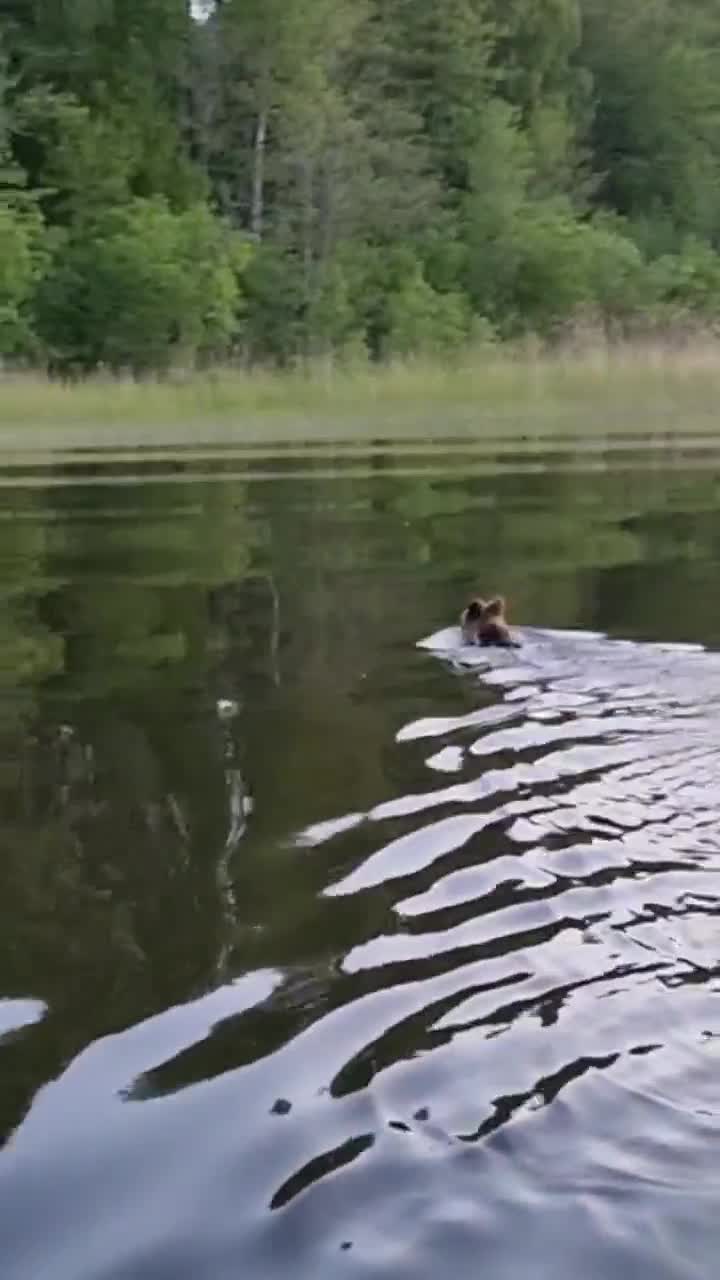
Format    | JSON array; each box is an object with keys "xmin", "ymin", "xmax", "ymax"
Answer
[{"xmin": 460, "ymin": 596, "xmax": 520, "ymax": 648}]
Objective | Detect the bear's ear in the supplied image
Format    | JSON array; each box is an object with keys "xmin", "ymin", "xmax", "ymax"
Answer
[
  {"xmin": 464, "ymin": 598, "xmax": 485, "ymax": 620},
  {"xmin": 485, "ymin": 596, "xmax": 505, "ymax": 617}
]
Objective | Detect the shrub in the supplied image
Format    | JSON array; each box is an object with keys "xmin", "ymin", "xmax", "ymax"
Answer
[{"xmin": 33, "ymin": 198, "xmax": 250, "ymax": 374}]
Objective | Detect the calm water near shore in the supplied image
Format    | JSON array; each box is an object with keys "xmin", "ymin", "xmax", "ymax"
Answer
[{"xmin": 0, "ymin": 432, "xmax": 717, "ymax": 1279}]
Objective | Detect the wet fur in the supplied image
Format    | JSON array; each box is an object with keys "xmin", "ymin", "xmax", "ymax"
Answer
[{"xmin": 460, "ymin": 595, "xmax": 520, "ymax": 648}]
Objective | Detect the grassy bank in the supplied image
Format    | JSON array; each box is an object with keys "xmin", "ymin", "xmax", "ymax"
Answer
[{"xmin": 2, "ymin": 342, "xmax": 720, "ymax": 448}]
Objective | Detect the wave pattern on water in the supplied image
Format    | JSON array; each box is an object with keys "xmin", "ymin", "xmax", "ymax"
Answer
[
  {"xmin": 2, "ymin": 445, "xmax": 720, "ymax": 1280},
  {"xmin": 266, "ymin": 623, "xmax": 720, "ymax": 1274}
]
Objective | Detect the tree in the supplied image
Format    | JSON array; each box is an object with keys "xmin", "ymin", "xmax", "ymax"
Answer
[
  {"xmin": 3, "ymin": 0, "xmax": 720, "ymax": 368},
  {"xmin": 7, "ymin": 0, "xmax": 200, "ymax": 209},
  {"xmin": 368, "ymin": 0, "xmax": 497, "ymax": 191},
  {"xmin": 580, "ymin": 0, "xmax": 720, "ymax": 244},
  {"xmin": 34, "ymin": 198, "xmax": 251, "ymax": 373}
]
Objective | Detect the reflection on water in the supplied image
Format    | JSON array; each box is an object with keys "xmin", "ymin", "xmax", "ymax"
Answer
[{"xmin": 0, "ymin": 436, "xmax": 718, "ymax": 1279}]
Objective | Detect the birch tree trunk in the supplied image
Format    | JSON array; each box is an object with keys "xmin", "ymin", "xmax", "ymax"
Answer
[{"xmin": 250, "ymin": 105, "xmax": 267, "ymax": 239}]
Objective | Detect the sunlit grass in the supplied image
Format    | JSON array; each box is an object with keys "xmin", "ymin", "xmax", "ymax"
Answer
[{"xmin": 2, "ymin": 339, "xmax": 720, "ymax": 445}]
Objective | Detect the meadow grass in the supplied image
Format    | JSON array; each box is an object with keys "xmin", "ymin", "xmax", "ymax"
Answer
[{"xmin": 2, "ymin": 340, "xmax": 720, "ymax": 449}]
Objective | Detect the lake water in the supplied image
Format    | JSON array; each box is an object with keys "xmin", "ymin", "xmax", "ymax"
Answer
[{"xmin": 0, "ymin": 434, "xmax": 718, "ymax": 1279}]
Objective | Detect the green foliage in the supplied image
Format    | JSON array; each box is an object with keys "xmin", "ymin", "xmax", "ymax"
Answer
[
  {"xmin": 489, "ymin": 0, "xmax": 583, "ymax": 112},
  {"xmin": 240, "ymin": 245, "xmax": 308, "ymax": 364},
  {"xmin": 17, "ymin": 89, "xmax": 137, "ymax": 223},
  {"xmin": 371, "ymin": 0, "xmax": 496, "ymax": 190},
  {"xmin": 17, "ymin": 86, "xmax": 203, "ymax": 223},
  {"xmin": 580, "ymin": 0, "xmax": 720, "ymax": 242},
  {"xmin": 303, "ymin": 261, "xmax": 369, "ymax": 361},
  {"xmin": 34, "ymin": 199, "xmax": 250, "ymax": 373},
  {"xmin": 582, "ymin": 217, "xmax": 650, "ymax": 319},
  {"xmin": 0, "ymin": 205, "xmax": 46, "ymax": 356},
  {"xmin": 649, "ymin": 240, "xmax": 720, "ymax": 318},
  {"xmin": 463, "ymin": 98, "xmax": 534, "ymax": 320},
  {"xmin": 510, "ymin": 206, "xmax": 650, "ymax": 333},
  {"xmin": 383, "ymin": 266, "xmax": 472, "ymax": 358},
  {"xmin": 3, "ymin": 0, "xmax": 720, "ymax": 371},
  {"xmin": 0, "ymin": 45, "xmax": 26, "ymax": 203}
]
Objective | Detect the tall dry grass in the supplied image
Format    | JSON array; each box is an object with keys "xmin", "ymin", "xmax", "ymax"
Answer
[{"xmin": 2, "ymin": 335, "xmax": 720, "ymax": 446}]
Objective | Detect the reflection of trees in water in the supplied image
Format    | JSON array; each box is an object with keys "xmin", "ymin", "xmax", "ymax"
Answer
[
  {"xmin": 2, "ymin": 452, "xmax": 720, "ymax": 1138},
  {"xmin": 127, "ymin": 455, "xmax": 720, "ymax": 1106},
  {"xmin": 0, "ymin": 696, "xmax": 254, "ymax": 1145},
  {"xmin": 0, "ymin": 471, "xmax": 262, "ymax": 1144}
]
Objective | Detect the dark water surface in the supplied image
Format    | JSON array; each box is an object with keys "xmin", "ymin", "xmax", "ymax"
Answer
[{"xmin": 0, "ymin": 436, "xmax": 718, "ymax": 1279}]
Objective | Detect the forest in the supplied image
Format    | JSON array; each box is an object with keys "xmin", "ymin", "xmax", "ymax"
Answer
[{"xmin": 3, "ymin": 0, "xmax": 720, "ymax": 374}]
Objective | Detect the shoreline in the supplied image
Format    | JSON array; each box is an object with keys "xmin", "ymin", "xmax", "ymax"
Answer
[{"xmin": 1, "ymin": 345, "xmax": 720, "ymax": 449}]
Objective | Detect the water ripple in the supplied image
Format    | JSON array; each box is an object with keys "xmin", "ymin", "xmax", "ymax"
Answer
[
  {"xmin": 3, "ymin": 599, "xmax": 720, "ymax": 1274},
  {"xmin": 278, "ymin": 621, "xmax": 720, "ymax": 1262}
]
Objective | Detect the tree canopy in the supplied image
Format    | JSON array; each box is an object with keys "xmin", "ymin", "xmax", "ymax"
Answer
[{"xmin": 3, "ymin": 0, "xmax": 720, "ymax": 371}]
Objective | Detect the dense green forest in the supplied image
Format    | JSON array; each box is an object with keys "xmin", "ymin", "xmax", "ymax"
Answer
[{"xmin": 3, "ymin": 0, "xmax": 720, "ymax": 373}]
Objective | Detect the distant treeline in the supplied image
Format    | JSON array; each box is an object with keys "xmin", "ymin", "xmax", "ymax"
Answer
[{"xmin": 4, "ymin": 0, "xmax": 720, "ymax": 374}]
